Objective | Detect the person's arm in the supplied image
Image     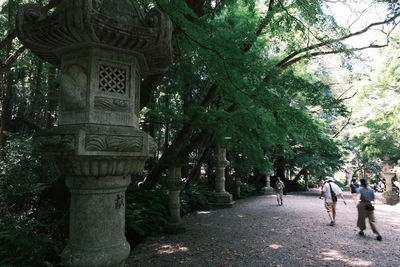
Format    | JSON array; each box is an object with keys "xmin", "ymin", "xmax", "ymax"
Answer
[
  {"xmin": 336, "ymin": 186, "xmax": 346, "ymax": 205},
  {"xmin": 340, "ymin": 193, "xmax": 346, "ymax": 205},
  {"xmin": 320, "ymin": 185, "xmax": 326, "ymax": 199}
]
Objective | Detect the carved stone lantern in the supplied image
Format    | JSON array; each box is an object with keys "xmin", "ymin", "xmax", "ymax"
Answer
[
  {"xmin": 207, "ymin": 147, "xmax": 235, "ymax": 209},
  {"xmin": 164, "ymin": 166, "xmax": 186, "ymax": 234},
  {"xmin": 381, "ymin": 157, "xmax": 399, "ymax": 205},
  {"xmin": 262, "ymin": 170, "xmax": 274, "ymax": 195},
  {"xmin": 16, "ymin": 1, "xmax": 172, "ymax": 266}
]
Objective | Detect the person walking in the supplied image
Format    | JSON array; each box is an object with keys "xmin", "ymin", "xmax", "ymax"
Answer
[
  {"xmin": 274, "ymin": 177, "xmax": 285, "ymax": 206},
  {"xmin": 356, "ymin": 178, "xmax": 382, "ymax": 241},
  {"xmin": 321, "ymin": 177, "xmax": 346, "ymax": 226},
  {"xmin": 350, "ymin": 178, "xmax": 359, "ymax": 204}
]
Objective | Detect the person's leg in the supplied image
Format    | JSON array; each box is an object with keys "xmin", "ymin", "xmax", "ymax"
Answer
[
  {"xmin": 332, "ymin": 202, "xmax": 337, "ymax": 223},
  {"xmin": 280, "ymin": 192, "xmax": 283, "ymax": 205},
  {"xmin": 367, "ymin": 211, "xmax": 379, "ymax": 233},
  {"xmin": 352, "ymin": 193, "xmax": 358, "ymax": 204},
  {"xmin": 325, "ymin": 202, "xmax": 334, "ymax": 225},
  {"xmin": 357, "ymin": 204, "xmax": 366, "ymax": 234},
  {"xmin": 276, "ymin": 193, "xmax": 280, "ymax": 205}
]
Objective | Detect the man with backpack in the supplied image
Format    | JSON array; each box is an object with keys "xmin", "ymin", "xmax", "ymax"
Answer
[{"xmin": 320, "ymin": 177, "xmax": 347, "ymax": 226}]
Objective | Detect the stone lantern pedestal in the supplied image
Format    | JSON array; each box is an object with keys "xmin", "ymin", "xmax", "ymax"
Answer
[
  {"xmin": 382, "ymin": 172, "xmax": 399, "ymax": 205},
  {"xmin": 164, "ymin": 167, "xmax": 186, "ymax": 234},
  {"xmin": 16, "ymin": 1, "xmax": 172, "ymax": 266},
  {"xmin": 207, "ymin": 147, "xmax": 234, "ymax": 209}
]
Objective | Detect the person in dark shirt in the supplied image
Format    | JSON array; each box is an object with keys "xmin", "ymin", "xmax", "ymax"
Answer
[
  {"xmin": 350, "ymin": 178, "xmax": 359, "ymax": 204},
  {"xmin": 356, "ymin": 178, "xmax": 382, "ymax": 241}
]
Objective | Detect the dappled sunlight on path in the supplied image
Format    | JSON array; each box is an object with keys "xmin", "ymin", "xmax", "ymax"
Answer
[
  {"xmin": 319, "ymin": 249, "xmax": 373, "ymax": 266},
  {"xmin": 128, "ymin": 192, "xmax": 400, "ymax": 266}
]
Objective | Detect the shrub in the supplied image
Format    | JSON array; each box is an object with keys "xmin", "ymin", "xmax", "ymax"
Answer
[
  {"xmin": 0, "ymin": 133, "xmax": 67, "ymax": 267},
  {"xmin": 125, "ymin": 184, "xmax": 169, "ymax": 246},
  {"xmin": 180, "ymin": 183, "xmax": 212, "ymax": 214}
]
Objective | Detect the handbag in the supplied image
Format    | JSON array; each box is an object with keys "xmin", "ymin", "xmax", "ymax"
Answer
[
  {"xmin": 328, "ymin": 182, "xmax": 337, "ymax": 202},
  {"xmin": 364, "ymin": 203, "xmax": 375, "ymax": 211}
]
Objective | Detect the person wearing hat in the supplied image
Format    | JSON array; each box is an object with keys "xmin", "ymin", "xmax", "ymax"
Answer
[
  {"xmin": 356, "ymin": 177, "xmax": 382, "ymax": 241},
  {"xmin": 321, "ymin": 176, "xmax": 347, "ymax": 226}
]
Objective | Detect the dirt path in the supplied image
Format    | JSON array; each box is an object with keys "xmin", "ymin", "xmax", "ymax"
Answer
[{"xmin": 127, "ymin": 191, "xmax": 400, "ymax": 267}]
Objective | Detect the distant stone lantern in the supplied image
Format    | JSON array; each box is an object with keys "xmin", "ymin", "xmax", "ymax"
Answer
[
  {"xmin": 381, "ymin": 157, "xmax": 399, "ymax": 205},
  {"xmin": 16, "ymin": 1, "xmax": 172, "ymax": 266}
]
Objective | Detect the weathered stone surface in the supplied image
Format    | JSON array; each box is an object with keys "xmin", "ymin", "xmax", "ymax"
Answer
[
  {"xmin": 165, "ymin": 167, "xmax": 186, "ymax": 234},
  {"xmin": 34, "ymin": 124, "xmax": 156, "ymax": 158},
  {"xmin": 16, "ymin": 1, "xmax": 172, "ymax": 266},
  {"xmin": 380, "ymin": 158, "xmax": 399, "ymax": 205},
  {"xmin": 262, "ymin": 173, "xmax": 274, "ymax": 195},
  {"xmin": 16, "ymin": 0, "xmax": 173, "ymax": 75},
  {"xmin": 62, "ymin": 175, "xmax": 131, "ymax": 267},
  {"xmin": 208, "ymin": 147, "xmax": 234, "ymax": 209}
]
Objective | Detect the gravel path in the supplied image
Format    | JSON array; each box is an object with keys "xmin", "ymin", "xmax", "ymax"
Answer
[{"xmin": 127, "ymin": 191, "xmax": 400, "ymax": 267}]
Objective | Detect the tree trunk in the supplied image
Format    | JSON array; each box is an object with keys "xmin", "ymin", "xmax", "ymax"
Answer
[
  {"xmin": 293, "ymin": 167, "xmax": 307, "ymax": 182},
  {"xmin": 184, "ymin": 141, "xmax": 212, "ymax": 189},
  {"xmin": 0, "ymin": 7, "xmax": 13, "ymax": 147},
  {"xmin": 26, "ymin": 58, "xmax": 43, "ymax": 121}
]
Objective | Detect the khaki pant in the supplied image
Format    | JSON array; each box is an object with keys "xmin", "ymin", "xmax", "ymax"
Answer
[
  {"xmin": 357, "ymin": 203, "xmax": 379, "ymax": 234},
  {"xmin": 276, "ymin": 191, "xmax": 283, "ymax": 204},
  {"xmin": 325, "ymin": 202, "xmax": 337, "ymax": 221}
]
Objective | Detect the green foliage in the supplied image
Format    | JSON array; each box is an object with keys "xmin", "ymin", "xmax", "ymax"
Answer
[
  {"xmin": 352, "ymin": 97, "xmax": 400, "ymax": 162},
  {"xmin": 125, "ymin": 184, "xmax": 169, "ymax": 242},
  {"xmin": 125, "ymin": 182, "xmax": 213, "ymax": 246},
  {"xmin": 225, "ymin": 181, "xmax": 259, "ymax": 198},
  {"xmin": 180, "ymin": 183, "xmax": 211, "ymax": 214},
  {"xmin": 0, "ymin": 133, "xmax": 67, "ymax": 267},
  {"xmin": 145, "ymin": 0, "xmax": 350, "ymax": 182}
]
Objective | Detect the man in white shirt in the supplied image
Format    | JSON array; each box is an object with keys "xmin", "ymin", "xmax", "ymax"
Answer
[{"xmin": 320, "ymin": 177, "xmax": 347, "ymax": 226}]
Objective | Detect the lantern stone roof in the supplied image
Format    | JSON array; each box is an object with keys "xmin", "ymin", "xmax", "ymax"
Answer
[{"xmin": 16, "ymin": 0, "xmax": 173, "ymax": 75}]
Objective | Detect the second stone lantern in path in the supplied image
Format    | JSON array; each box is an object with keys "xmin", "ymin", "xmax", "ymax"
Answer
[{"xmin": 16, "ymin": 1, "xmax": 172, "ymax": 266}]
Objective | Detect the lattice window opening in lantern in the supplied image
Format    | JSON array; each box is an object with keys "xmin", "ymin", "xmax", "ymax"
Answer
[{"xmin": 99, "ymin": 64, "xmax": 127, "ymax": 94}]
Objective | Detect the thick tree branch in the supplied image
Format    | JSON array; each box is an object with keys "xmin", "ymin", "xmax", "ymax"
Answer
[
  {"xmin": 333, "ymin": 109, "xmax": 353, "ymax": 138},
  {"xmin": 0, "ymin": 45, "xmax": 26, "ymax": 72},
  {"xmin": 275, "ymin": 12, "xmax": 400, "ymax": 68},
  {"xmin": 279, "ymin": 43, "xmax": 390, "ymax": 69}
]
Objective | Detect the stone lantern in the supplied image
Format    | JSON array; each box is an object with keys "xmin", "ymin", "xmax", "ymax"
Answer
[
  {"xmin": 207, "ymin": 147, "xmax": 235, "ymax": 209},
  {"xmin": 164, "ymin": 166, "xmax": 186, "ymax": 234},
  {"xmin": 16, "ymin": 1, "xmax": 172, "ymax": 266},
  {"xmin": 345, "ymin": 166, "xmax": 352, "ymax": 187},
  {"xmin": 262, "ymin": 170, "xmax": 274, "ymax": 195},
  {"xmin": 381, "ymin": 157, "xmax": 399, "ymax": 205}
]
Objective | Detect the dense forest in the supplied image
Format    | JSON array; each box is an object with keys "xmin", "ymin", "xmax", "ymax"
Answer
[{"xmin": 1, "ymin": 0, "xmax": 400, "ymax": 265}]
